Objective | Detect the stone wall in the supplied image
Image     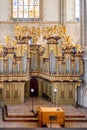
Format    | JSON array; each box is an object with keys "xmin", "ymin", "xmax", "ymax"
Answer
[
  {"xmin": 43, "ymin": 0, "xmax": 60, "ymax": 22},
  {"xmin": 0, "ymin": 0, "xmax": 10, "ymax": 21},
  {"xmin": 66, "ymin": 23, "xmax": 80, "ymax": 43},
  {"xmin": 66, "ymin": 0, "xmax": 75, "ymax": 21}
]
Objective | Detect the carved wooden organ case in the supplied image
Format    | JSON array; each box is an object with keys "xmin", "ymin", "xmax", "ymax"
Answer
[
  {"xmin": 0, "ymin": 25, "xmax": 83, "ymax": 86},
  {"xmin": 39, "ymin": 37, "xmax": 83, "ymax": 84}
]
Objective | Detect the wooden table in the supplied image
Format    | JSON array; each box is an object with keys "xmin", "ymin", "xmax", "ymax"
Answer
[{"xmin": 38, "ymin": 107, "xmax": 65, "ymax": 127}]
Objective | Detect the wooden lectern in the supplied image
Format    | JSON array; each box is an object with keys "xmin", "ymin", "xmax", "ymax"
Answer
[{"xmin": 38, "ymin": 107, "xmax": 65, "ymax": 127}]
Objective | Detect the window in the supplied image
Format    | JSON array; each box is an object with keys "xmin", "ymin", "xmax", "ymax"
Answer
[
  {"xmin": 75, "ymin": 0, "xmax": 80, "ymax": 21},
  {"xmin": 67, "ymin": 0, "xmax": 80, "ymax": 22},
  {"xmin": 13, "ymin": 0, "xmax": 41, "ymax": 21}
]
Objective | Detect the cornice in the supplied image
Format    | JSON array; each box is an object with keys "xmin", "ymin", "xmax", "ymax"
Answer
[{"xmin": 0, "ymin": 21, "xmax": 59, "ymax": 24}]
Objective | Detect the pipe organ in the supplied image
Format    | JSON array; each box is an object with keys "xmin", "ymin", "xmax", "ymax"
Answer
[
  {"xmin": 38, "ymin": 37, "xmax": 83, "ymax": 81},
  {"xmin": 0, "ymin": 25, "xmax": 83, "ymax": 105}
]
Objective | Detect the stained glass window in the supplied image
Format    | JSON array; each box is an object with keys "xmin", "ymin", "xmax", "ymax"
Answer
[
  {"xmin": 75, "ymin": 0, "xmax": 80, "ymax": 21},
  {"xmin": 13, "ymin": 0, "xmax": 40, "ymax": 20}
]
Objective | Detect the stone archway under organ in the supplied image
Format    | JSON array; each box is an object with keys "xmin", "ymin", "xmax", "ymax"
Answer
[{"xmin": 30, "ymin": 77, "xmax": 38, "ymax": 97}]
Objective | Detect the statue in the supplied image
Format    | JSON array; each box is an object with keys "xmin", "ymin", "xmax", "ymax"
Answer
[
  {"xmin": 5, "ymin": 36, "xmax": 11, "ymax": 47},
  {"xmin": 36, "ymin": 29, "xmax": 44, "ymax": 45},
  {"xmin": 0, "ymin": 45, "xmax": 3, "ymax": 53},
  {"xmin": 12, "ymin": 40, "xmax": 17, "ymax": 48},
  {"xmin": 76, "ymin": 44, "xmax": 82, "ymax": 53}
]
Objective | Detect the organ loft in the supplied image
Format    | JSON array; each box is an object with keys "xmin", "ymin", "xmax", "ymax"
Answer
[{"xmin": 0, "ymin": 25, "xmax": 83, "ymax": 106}]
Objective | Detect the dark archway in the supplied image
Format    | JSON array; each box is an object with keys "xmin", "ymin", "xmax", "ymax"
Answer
[{"xmin": 30, "ymin": 77, "xmax": 38, "ymax": 97}]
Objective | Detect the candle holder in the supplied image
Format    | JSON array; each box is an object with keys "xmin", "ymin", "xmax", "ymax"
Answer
[{"xmin": 30, "ymin": 88, "xmax": 34, "ymax": 113}]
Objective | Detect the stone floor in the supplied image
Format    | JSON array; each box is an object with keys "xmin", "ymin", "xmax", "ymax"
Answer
[
  {"xmin": 0, "ymin": 97, "xmax": 87, "ymax": 128},
  {"xmin": 0, "ymin": 109, "xmax": 39, "ymax": 128}
]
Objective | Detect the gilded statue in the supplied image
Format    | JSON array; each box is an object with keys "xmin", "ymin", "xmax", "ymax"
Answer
[
  {"xmin": 12, "ymin": 40, "xmax": 17, "ymax": 48},
  {"xmin": 76, "ymin": 44, "xmax": 82, "ymax": 53},
  {"xmin": 13, "ymin": 25, "xmax": 66, "ymax": 44},
  {"xmin": 5, "ymin": 36, "xmax": 11, "ymax": 47},
  {"xmin": 0, "ymin": 44, "xmax": 3, "ymax": 53}
]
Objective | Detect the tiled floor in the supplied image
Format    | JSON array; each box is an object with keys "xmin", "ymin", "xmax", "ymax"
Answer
[{"xmin": 0, "ymin": 97, "xmax": 87, "ymax": 128}]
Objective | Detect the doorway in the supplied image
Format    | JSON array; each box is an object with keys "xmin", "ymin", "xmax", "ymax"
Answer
[{"xmin": 30, "ymin": 77, "xmax": 38, "ymax": 97}]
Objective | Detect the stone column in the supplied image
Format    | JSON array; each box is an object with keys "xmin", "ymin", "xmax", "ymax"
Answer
[
  {"xmin": 80, "ymin": 0, "xmax": 87, "ymax": 48},
  {"xmin": 82, "ymin": 57, "xmax": 87, "ymax": 107},
  {"xmin": 59, "ymin": 0, "xmax": 67, "ymax": 25},
  {"xmin": 79, "ymin": 0, "xmax": 87, "ymax": 107},
  {"xmin": 77, "ymin": 52, "xmax": 87, "ymax": 108}
]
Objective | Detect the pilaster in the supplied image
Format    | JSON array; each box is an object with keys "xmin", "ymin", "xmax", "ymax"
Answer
[
  {"xmin": 82, "ymin": 56, "xmax": 87, "ymax": 107},
  {"xmin": 80, "ymin": 0, "xmax": 87, "ymax": 48},
  {"xmin": 20, "ymin": 83, "xmax": 24, "ymax": 104},
  {"xmin": 60, "ymin": 0, "xmax": 67, "ymax": 25}
]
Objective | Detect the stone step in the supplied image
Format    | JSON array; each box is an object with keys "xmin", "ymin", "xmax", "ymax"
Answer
[
  {"xmin": 4, "ymin": 105, "xmax": 37, "ymax": 118},
  {"xmin": 7, "ymin": 115, "xmax": 36, "ymax": 118},
  {"xmin": 3, "ymin": 107, "xmax": 38, "ymax": 122},
  {"xmin": 65, "ymin": 115, "xmax": 85, "ymax": 118},
  {"xmin": 65, "ymin": 117, "xmax": 87, "ymax": 122},
  {"xmin": 4, "ymin": 117, "xmax": 38, "ymax": 122}
]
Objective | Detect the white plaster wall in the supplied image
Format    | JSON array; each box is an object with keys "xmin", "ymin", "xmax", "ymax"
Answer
[
  {"xmin": 67, "ymin": 0, "xmax": 75, "ymax": 21},
  {"xmin": 0, "ymin": 24, "xmax": 14, "ymax": 44},
  {"xmin": 66, "ymin": 23, "xmax": 80, "ymax": 43},
  {"xmin": 43, "ymin": 0, "xmax": 60, "ymax": 22},
  {"xmin": 0, "ymin": 0, "xmax": 60, "ymax": 22},
  {"xmin": 0, "ymin": 0, "xmax": 10, "ymax": 21}
]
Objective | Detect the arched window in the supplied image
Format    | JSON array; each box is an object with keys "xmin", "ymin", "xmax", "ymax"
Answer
[
  {"xmin": 75, "ymin": 0, "xmax": 80, "ymax": 21},
  {"xmin": 13, "ymin": 0, "xmax": 42, "ymax": 21}
]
